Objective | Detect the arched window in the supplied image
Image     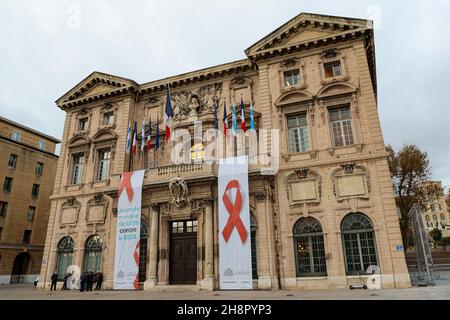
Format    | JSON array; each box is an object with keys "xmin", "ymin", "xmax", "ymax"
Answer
[
  {"xmin": 293, "ymin": 218, "xmax": 327, "ymax": 277},
  {"xmin": 139, "ymin": 221, "xmax": 149, "ymax": 283},
  {"xmin": 84, "ymin": 235, "xmax": 103, "ymax": 272},
  {"xmin": 341, "ymin": 213, "xmax": 378, "ymax": 275},
  {"xmin": 432, "ymin": 214, "xmax": 438, "ymax": 228},
  {"xmin": 425, "ymin": 215, "xmax": 431, "ymax": 227},
  {"xmin": 250, "ymin": 214, "xmax": 257, "ymax": 280},
  {"xmin": 56, "ymin": 236, "xmax": 74, "ymax": 280}
]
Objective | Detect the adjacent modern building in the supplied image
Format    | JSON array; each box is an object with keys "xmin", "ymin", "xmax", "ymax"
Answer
[
  {"xmin": 39, "ymin": 13, "xmax": 411, "ymax": 290},
  {"xmin": 421, "ymin": 181, "xmax": 450, "ymax": 237},
  {"xmin": 0, "ymin": 116, "xmax": 59, "ymax": 284}
]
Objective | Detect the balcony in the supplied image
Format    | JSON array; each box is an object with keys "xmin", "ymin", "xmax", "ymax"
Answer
[{"xmin": 144, "ymin": 163, "xmax": 217, "ymax": 186}]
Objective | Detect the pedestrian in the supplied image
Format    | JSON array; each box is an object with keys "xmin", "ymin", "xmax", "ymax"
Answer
[
  {"xmin": 61, "ymin": 272, "xmax": 70, "ymax": 290},
  {"xmin": 33, "ymin": 276, "xmax": 39, "ymax": 288},
  {"xmin": 50, "ymin": 272, "xmax": 58, "ymax": 291},
  {"xmin": 79, "ymin": 272, "xmax": 86, "ymax": 292},
  {"xmin": 87, "ymin": 271, "xmax": 94, "ymax": 291},
  {"xmin": 95, "ymin": 272, "xmax": 103, "ymax": 290}
]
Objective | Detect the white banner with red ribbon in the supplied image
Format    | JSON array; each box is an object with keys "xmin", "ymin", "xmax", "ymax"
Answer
[
  {"xmin": 113, "ymin": 170, "xmax": 145, "ymax": 290},
  {"xmin": 218, "ymin": 156, "xmax": 253, "ymax": 290}
]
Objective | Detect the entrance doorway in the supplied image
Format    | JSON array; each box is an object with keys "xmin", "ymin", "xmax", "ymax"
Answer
[
  {"xmin": 169, "ymin": 220, "xmax": 197, "ymax": 285},
  {"xmin": 10, "ymin": 252, "xmax": 30, "ymax": 284}
]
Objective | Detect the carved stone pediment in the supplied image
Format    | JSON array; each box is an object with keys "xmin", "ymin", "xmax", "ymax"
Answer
[
  {"xmin": 169, "ymin": 177, "xmax": 189, "ymax": 208},
  {"xmin": 170, "ymin": 83, "xmax": 222, "ymax": 121},
  {"xmin": 285, "ymin": 169, "xmax": 321, "ymax": 207},
  {"xmin": 331, "ymin": 164, "xmax": 371, "ymax": 202}
]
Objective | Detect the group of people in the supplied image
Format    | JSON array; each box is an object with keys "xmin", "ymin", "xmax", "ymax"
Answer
[
  {"xmin": 49, "ymin": 271, "xmax": 103, "ymax": 291},
  {"xmin": 79, "ymin": 271, "xmax": 103, "ymax": 292}
]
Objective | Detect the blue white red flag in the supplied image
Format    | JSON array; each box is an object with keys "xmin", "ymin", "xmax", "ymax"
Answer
[{"xmin": 164, "ymin": 84, "xmax": 173, "ymax": 142}]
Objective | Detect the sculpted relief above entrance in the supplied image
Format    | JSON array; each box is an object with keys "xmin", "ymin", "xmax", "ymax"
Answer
[{"xmin": 171, "ymin": 83, "xmax": 222, "ymax": 121}]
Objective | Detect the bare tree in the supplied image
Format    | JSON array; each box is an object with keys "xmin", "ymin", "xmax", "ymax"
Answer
[{"xmin": 387, "ymin": 144, "xmax": 443, "ymax": 250}]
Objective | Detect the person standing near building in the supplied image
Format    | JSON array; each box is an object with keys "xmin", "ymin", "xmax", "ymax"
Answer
[
  {"xmin": 61, "ymin": 272, "xmax": 70, "ymax": 290},
  {"xmin": 79, "ymin": 272, "xmax": 86, "ymax": 292},
  {"xmin": 95, "ymin": 272, "xmax": 103, "ymax": 290},
  {"xmin": 50, "ymin": 272, "xmax": 58, "ymax": 291},
  {"xmin": 86, "ymin": 271, "xmax": 94, "ymax": 291}
]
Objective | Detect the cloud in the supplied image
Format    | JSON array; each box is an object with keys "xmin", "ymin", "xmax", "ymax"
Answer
[{"xmin": 0, "ymin": 0, "xmax": 448, "ymax": 187}]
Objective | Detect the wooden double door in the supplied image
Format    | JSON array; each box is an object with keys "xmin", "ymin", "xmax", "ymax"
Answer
[{"xmin": 169, "ymin": 220, "xmax": 198, "ymax": 285}]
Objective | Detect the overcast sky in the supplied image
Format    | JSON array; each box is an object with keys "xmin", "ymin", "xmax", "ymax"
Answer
[{"xmin": 0, "ymin": 0, "xmax": 449, "ymax": 187}]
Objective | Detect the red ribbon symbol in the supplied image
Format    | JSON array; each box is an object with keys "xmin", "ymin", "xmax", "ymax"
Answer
[
  {"xmin": 118, "ymin": 172, "xmax": 134, "ymax": 202},
  {"xmin": 133, "ymin": 240, "xmax": 140, "ymax": 289},
  {"xmin": 222, "ymin": 179, "xmax": 248, "ymax": 244}
]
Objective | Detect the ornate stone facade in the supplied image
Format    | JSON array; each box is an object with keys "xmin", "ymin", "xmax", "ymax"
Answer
[{"xmin": 39, "ymin": 13, "xmax": 410, "ymax": 291}]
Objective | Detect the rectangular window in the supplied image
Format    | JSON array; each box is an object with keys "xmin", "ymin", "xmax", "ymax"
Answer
[
  {"xmin": 27, "ymin": 206, "xmax": 36, "ymax": 221},
  {"xmin": 287, "ymin": 114, "xmax": 310, "ymax": 153},
  {"xmin": 146, "ymin": 147, "xmax": 158, "ymax": 169},
  {"xmin": 186, "ymin": 220, "xmax": 198, "ymax": 233},
  {"xmin": 12, "ymin": 130, "xmax": 21, "ymax": 142},
  {"xmin": 329, "ymin": 107, "xmax": 354, "ymax": 147},
  {"xmin": 8, "ymin": 154, "xmax": 18, "ymax": 169},
  {"xmin": 35, "ymin": 162, "xmax": 44, "ymax": 176},
  {"xmin": 102, "ymin": 112, "xmax": 114, "ymax": 126},
  {"xmin": 78, "ymin": 118, "xmax": 88, "ymax": 131},
  {"xmin": 71, "ymin": 154, "xmax": 84, "ymax": 185},
  {"xmin": 171, "ymin": 221, "xmax": 184, "ymax": 234},
  {"xmin": 283, "ymin": 69, "xmax": 300, "ymax": 87},
  {"xmin": 97, "ymin": 149, "xmax": 111, "ymax": 181},
  {"xmin": 3, "ymin": 177, "xmax": 13, "ymax": 192},
  {"xmin": 324, "ymin": 61, "xmax": 342, "ymax": 78},
  {"xmin": 38, "ymin": 140, "xmax": 46, "ymax": 151},
  {"xmin": 23, "ymin": 230, "xmax": 32, "ymax": 244},
  {"xmin": 0, "ymin": 201, "xmax": 8, "ymax": 217},
  {"xmin": 31, "ymin": 184, "xmax": 40, "ymax": 199}
]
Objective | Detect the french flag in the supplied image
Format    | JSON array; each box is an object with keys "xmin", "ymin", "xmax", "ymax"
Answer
[
  {"xmin": 147, "ymin": 115, "xmax": 152, "ymax": 152},
  {"xmin": 164, "ymin": 84, "xmax": 173, "ymax": 142},
  {"xmin": 240, "ymin": 97, "xmax": 246, "ymax": 132},
  {"xmin": 132, "ymin": 121, "xmax": 137, "ymax": 155},
  {"xmin": 223, "ymin": 98, "xmax": 227, "ymax": 135}
]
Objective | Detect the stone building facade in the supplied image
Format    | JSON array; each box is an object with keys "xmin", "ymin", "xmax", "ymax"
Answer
[
  {"xmin": 421, "ymin": 181, "xmax": 450, "ymax": 237},
  {"xmin": 0, "ymin": 116, "xmax": 59, "ymax": 284},
  {"xmin": 39, "ymin": 13, "xmax": 410, "ymax": 290}
]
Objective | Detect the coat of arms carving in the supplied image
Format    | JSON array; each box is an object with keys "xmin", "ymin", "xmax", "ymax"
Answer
[
  {"xmin": 170, "ymin": 83, "xmax": 222, "ymax": 121},
  {"xmin": 169, "ymin": 177, "xmax": 189, "ymax": 208}
]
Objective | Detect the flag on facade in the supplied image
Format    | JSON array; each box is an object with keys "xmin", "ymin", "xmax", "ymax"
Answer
[
  {"xmin": 141, "ymin": 119, "xmax": 145, "ymax": 152},
  {"xmin": 249, "ymin": 97, "xmax": 255, "ymax": 132},
  {"xmin": 126, "ymin": 121, "xmax": 132, "ymax": 154},
  {"xmin": 223, "ymin": 98, "xmax": 228, "ymax": 135},
  {"xmin": 214, "ymin": 102, "xmax": 219, "ymax": 135},
  {"xmin": 147, "ymin": 115, "xmax": 152, "ymax": 152},
  {"xmin": 240, "ymin": 97, "xmax": 246, "ymax": 132},
  {"xmin": 132, "ymin": 121, "xmax": 137, "ymax": 155},
  {"xmin": 231, "ymin": 97, "xmax": 237, "ymax": 136},
  {"xmin": 164, "ymin": 84, "xmax": 173, "ymax": 142},
  {"xmin": 155, "ymin": 115, "xmax": 160, "ymax": 151}
]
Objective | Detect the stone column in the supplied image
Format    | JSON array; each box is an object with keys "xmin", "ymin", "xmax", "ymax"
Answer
[
  {"xmin": 255, "ymin": 191, "xmax": 279, "ymax": 289},
  {"xmin": 144, "ymin": 203, "xmax": 159, "ymax": 290},
  {"xmin": 201, "ymin": 198, "xmax": 215, "ymax": 291}
]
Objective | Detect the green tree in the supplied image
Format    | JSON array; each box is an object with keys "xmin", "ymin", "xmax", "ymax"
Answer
[
  {"xmin": 430, "ymin": 228, "xmax": 442, "ymax": 242},
  {"xmin": 387, "ymin": 144, "xmax": 443, "ymax": 251}
]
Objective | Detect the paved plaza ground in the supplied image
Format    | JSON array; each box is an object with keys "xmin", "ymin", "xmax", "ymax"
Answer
[{"xmin": 0, "ymin": 273, "xmax": 449, "ymax": 300}]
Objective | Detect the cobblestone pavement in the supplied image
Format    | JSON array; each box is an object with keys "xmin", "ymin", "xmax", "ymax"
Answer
[{"xmin": 1, "ymin": 275, "xmax": 449, "ymax": 300}]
